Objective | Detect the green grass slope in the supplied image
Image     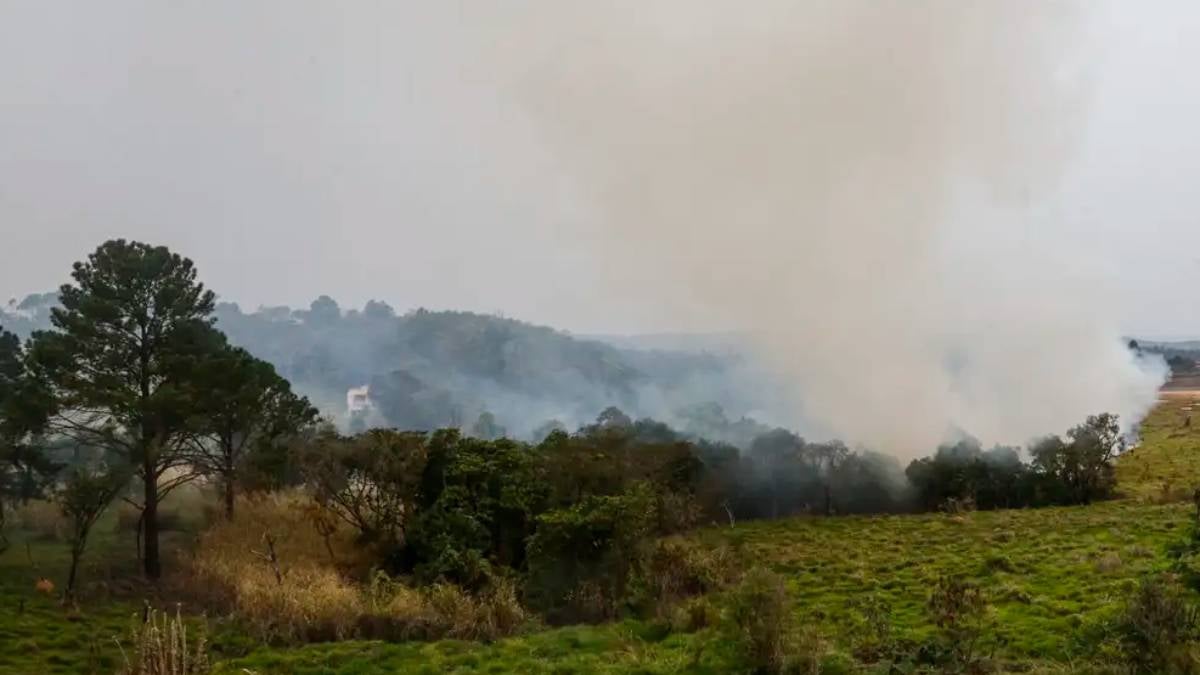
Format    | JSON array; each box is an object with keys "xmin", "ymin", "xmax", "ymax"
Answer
[
  {"xmin": 4, "ymin": 398, "xmax": 1199, "ymax": 674},
  {"xmin": 215, "ymin": 398, "xmax": 1200, "ymax": 673}
]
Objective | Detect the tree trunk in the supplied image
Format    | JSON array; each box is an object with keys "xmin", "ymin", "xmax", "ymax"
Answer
[
  {"xmin": 224, "ymin": 477, "xmax": 236, "ymax": 520},
  {"xmin": 824, "ymin": 484, "xmax": 833, "ymax": 516},
  {"xmin": 134, "ymin": 511, "xmax": 144, "ymax": 562},
  {"xmin": 142, "ymin": 468, "xmax": 161, "ymax": 579},
  {"xmin": 66, "ymin": 545, "xmax": 82, "ymax": 602}
]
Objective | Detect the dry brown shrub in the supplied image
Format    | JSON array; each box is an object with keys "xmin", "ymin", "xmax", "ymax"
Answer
[
  {"xmin": 190, "ymin": 492, "xmax": 526, "ymax": 644},
  {"xmin": 118, "ymin": 605, "xmax": 210, "ymax": 675},
  {"xmin": 194, "ymin": 490, "xmax": 363, "ymax": 577},
  {"xmin": 482, "ymin": 578, "xmax": 528, "ymax": 638},
  {"xmin": 367, "ymin": 576, "xmax": 528, "ymax": 642},
  {"xmin": 232, "ymin": 565, "xmax": 363, "ymax": 642},
  {"xmin": 636, "ymin": 537, "xmax": 742, "ymax": 618},
  {"xmin": 190, "ymin": 490, "xmax": 367, "ymax": 642}
]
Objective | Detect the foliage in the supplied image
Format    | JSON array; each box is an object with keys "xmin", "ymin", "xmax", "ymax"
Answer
[
  {"xmin": 908, "ymin": 414, "xmax": 1126, "ymax": 514},
  {"xmin": 726, "ymin": 567, "xmax": 799, "ymax": 674},
  {"xmin": 923, "ymin": 575, "xmax": 999, "ymax": 672},
  {"xmin": 525, "ymin": 483, "xmax": 657, "ymax": 623},
  {"xmin": 54, "ymin": 462, "xmax": 130, "ymax": 600},
  {"xmin": 298, "ymin": 428, "xmax": 428, "ymax": 550},
  {"xmin": 192, "ymin": 492, "xmax": 367, "ymax": 643},
  {"xmin": 408, "ymin": 431, "xmax": 547, "ymax": 587},
  {"xmin": 184, "ymin": 343, "xmax": 317, "ymax": 519},
  {"xmin": 625, "ymin": 537, "xmax": 743, "ymax": 619},
  {"xmin": 906, "ymin": 438, "xmax": 1033, "ymax": 511},
  {"xmin": 1113, "ymin": 574, "xmax": 1200, "ymax": 674},
  {"xmin": 26, "ymin": 240, "xmax": 220, "ymax": 579},
  {"xmin": 1031, "ymin": 413, "xmax": 1125, "ymax": 505},
  {"xmin": 734, "ymin": 428, "xmax": 909, "ymax": 520},
  {"xmin": 0, "ymin": 324, "xmax": 58, "ymax": 553}
]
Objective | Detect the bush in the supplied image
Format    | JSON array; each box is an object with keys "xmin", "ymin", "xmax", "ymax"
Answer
[
  {"xmin": 923, "ymin": 575, "xmax": 1000, "ymax": 672},
  {"xmin": 726, "ymin": 567, "xmax": 823, "ymax": 674},
  {"xmin": 849, "ymin": 593, "xmax": 896, "ymax": 662},
  {"xmin": 629, "ymin": 537, "xmax": 742, "ymax": 618},
  {"xmin": 192, "ymin": 491, "xmax": 365, "ymax": 581},
  {"xmin": 190, "ymin": 491, "xmax": 370, "ymax": 642},
  {"xmin": 231, "ymin": 565, "xmax": 363, "ymax": 642},
  {"xmin": 524, "ymin": 484, "xmax": 657, "ymax": 623},
  {"xmin": 361, "ymin": 572, "xmax": 529, "ymax": 642},
  {"xmin": 1115, "ymin": 574, "xmax": 1200, "ymax": 674},
  {"xmin": 670, "ymin": 596, "xmax": 719, "ymax": 633}
]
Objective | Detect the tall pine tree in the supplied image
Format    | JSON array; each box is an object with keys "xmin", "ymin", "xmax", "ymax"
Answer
[{"xmin": 28, "ymin": 240, "xmax": 217, "ymax": 578}]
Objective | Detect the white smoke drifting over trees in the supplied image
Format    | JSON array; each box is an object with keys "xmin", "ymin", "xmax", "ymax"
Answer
[{"xmin": 475, "ymin": 1, "xmax": 1165, "ymax": 456}]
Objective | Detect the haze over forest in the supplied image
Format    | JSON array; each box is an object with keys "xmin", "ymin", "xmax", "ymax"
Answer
[
  {"xmin": 7, "ymin": 4, "xmax": 1200, "ymax": 673},
  {"xmin": 4, "ymin": 1, "xmax": 1200, "ymax": 456}
]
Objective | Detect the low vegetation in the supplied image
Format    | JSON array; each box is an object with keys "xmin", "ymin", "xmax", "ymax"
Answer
[{"xmin": 3, "ymin": 239, "xmax": 1200, "ymax": 674}]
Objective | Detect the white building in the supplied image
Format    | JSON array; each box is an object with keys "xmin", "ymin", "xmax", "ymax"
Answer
[{"xmin": 346, "ymin": 385, "xmax": 372, "ymax": 415}]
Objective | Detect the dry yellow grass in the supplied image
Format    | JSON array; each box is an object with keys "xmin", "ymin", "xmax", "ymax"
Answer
[
  {"xmin": 190, "ymin": 491, "xmax": 368, "ymax": 642},
  {"xmin": 191, "ymin": 491, "xmax": 527, "ymax": 644}
]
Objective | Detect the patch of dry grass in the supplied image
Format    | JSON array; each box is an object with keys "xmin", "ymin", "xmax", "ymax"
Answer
[{"xmin": 191, "ymin": 491, "xmax": 528, "ymax": 644}]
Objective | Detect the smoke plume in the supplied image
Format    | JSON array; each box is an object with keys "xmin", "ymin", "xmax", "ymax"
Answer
[{"xmin": 479, "ymin": 1, "xmax": 1165, "ymax": 456}]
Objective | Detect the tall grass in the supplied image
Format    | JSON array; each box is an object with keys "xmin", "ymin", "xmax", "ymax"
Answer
[
  {"xmin": 118, "ymin": 605, "xmax": 210, "ymax": 675},
  {"xmin": 191, "ymin": 491, "xmax": 528, "ymax": 644}
]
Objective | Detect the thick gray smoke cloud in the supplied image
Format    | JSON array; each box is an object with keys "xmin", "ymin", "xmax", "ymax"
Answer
[{"xmin": 474, "ymin": 1, "xmax": 1166, "ymax": 456}]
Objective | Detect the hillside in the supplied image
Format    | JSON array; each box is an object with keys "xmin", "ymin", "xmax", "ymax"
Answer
[
  {"xmin": 2, "ymin": 398, "xmax": 1197, "ymax": 673},
  {"xmin": 2, "ymin": 293, "xmax": 774, "ymax": 438},
  {"xmin": 199, "ymin": 397, "xmax": 1200, "ymax": 673}
]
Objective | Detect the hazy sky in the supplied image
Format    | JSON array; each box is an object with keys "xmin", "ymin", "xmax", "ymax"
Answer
[{"xmin": 2, "ymin": 1, "xmax": 1199, "ymax": 337}]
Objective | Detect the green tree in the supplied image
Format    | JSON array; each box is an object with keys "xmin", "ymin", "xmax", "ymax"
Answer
[
  {"xmin": 55, "ymin": 462, "xmax": 130, "ymax": 602},
  {"xmin": 410, "ymin": 433, "xmax": 548, "ymax": 587},
  {"xmin": 299, "ymin": 428, "xmax": 429, "ymax": 549},
  {"xmin": 1031, "ymin": 413, "xmax": 1123, "ymax": 505},
  {"xmin": 0, "ymin": 325, "xmax": 57, "ymax": 554},
  {"xmin": 1065, "ymin": 412, "xmax": 1124, "ymax": 504},
  {"xmin": 810, "ymin": 440, "xmax": 849, "ymax": 516},
  {"xmin": 749, "ymin": 429, "xmax": 805, "ymax": 519},
  {"xmin": 27, "ymin": 240, "xmax": 217, "ymax": 579},
  {"xmin": 525, "ymin": 482, "xmax": 657, "ymax": 623},
  {"xmin": 186, "ymin": 342, "xmax": 317, "ymax": 519}
]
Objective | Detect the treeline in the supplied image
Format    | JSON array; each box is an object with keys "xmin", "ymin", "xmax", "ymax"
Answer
[
  {"xmin": 235, "ymin": 405, "xmax": 1126, "ymax": 624},
  {"xmin": 0, "ymin": 240, "xmax": 1129, "ymax": 609},
  {"xmin": 5, "ymin": 288, "xmax": 775, "ymax": 441},
  {"xmin": 906, "ymin": 414, "xmax": 1125, "ymax": 511},
  {"xmin": 1131, "ymin": 339, "xmax": 1199, "ymax": 376}
]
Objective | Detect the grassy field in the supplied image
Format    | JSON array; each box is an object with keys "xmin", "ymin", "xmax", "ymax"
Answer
[
  {"xmin": 4, "ymin": 397, "xmax": 1200, "ymax": 674},
  {"xmin": 1116, "ymin": 396, "xmax": 1200, "ymax": 500},
  {"xmin": 0, "ymin": 521, "xmax": 141, "ymax": 674},
  {"xmin": 0, "ymin": 497, "xmax": 238, "ymax": 674}
]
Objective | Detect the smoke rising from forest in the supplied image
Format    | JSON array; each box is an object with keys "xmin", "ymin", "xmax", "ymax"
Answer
[{"xmin": 480, "ymin": 1, "xmax": 1166, "ymax": 456}]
